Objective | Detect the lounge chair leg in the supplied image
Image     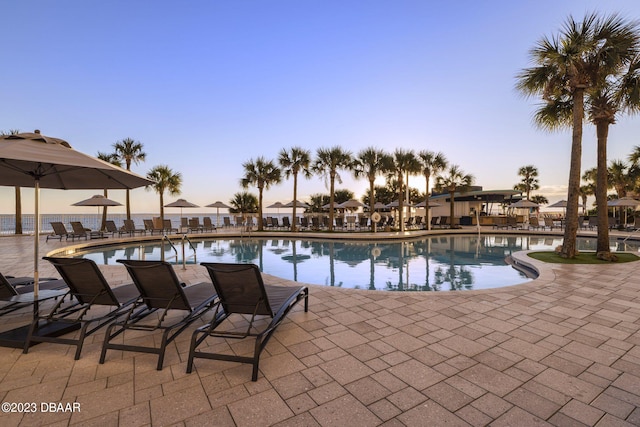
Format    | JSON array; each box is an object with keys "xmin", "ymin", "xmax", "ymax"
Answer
[
  {"xmin": 23, "ymin": 319, "xmax": 39, "ymax": 354},
  {"xmin": 74, "ymin": 322, "xmax": 92, "ymax": 360},
  {"xmin": 156, "ymin": 330, "xmax": 171, "ymax": 370},
  {"xmin": 99, "ymin": 322, "xmax": 118, "ymax": 364}
]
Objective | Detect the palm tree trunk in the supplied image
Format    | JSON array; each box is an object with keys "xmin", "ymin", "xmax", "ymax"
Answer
[
  {"xmin": 101, "ymin": 189, "xmax": 109, "ymax": 232},
  {"xmin": 398, "ymin": 172, "xmax": 405, "ymax": 232},
  {"xmin": 595, "ymin": 121, "xmax": 611, "ymax": 255},
  {"xmin": 126, "ymin": 188, "xmax": 131, "ymax": 220},
  {"xmin": 369, "ymin": 178, "xmax": 376, "ymax": 233},
  {"xmin": 449, "ymin": 191, "xmax": 455, "ymax": 228},
  {"xmin": 561, "ymin": 88, "xmax": 584, "ymax": 258},
  {"xmin": 292, "ymin": 174, "xmax": 298, "ymax": 232},
  {"xmin": 258, "ymin": 187, "xmax": 264, "ymax": 231},
  {"xmin": 14, "ymin": 187, "xmax": 22, "ymax": 234},
  {"xmin": 329, "ymin": 173, "xmax": 335, "ymax": 231},
  {"xmin": 424, "ymin": 172, "xmax": 430, "ymax": 231}
]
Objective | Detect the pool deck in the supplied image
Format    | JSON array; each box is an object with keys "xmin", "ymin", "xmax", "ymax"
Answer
[{"xmin": 1, "ymin": 227, "xmax": 639, "ymax": 426}]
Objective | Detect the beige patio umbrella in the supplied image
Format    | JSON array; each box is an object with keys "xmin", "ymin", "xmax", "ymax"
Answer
[
  {"xmin": 607, "ymin": 197, "xmax": 640, "ymax": 225},
  {"xmin": 73, "ymin": 194, "xmax": 123, "ymax": 231},
  {"xmin": 205, "ymin": 200, "xmax": 232, "ymax": 228},
  {"xmin": 337, "ymin": 199, "xmax": 365, "ymax": 209},
  {"xmin": 0, "ymin": 131, "xmax": 152, "ymax": 297}
]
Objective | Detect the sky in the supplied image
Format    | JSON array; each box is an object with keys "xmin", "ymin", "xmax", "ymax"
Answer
[{"xmin": 2, "ymin": 0, "xmax": 640, "ymax": 214}]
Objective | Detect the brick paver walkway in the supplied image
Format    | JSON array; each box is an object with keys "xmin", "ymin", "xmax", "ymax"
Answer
[{"xmin": 0, "ymin": 230, "xmax": 639, "ymax": 426}]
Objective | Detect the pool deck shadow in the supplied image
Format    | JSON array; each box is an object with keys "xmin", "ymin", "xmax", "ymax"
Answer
[{"xmin": 1, "ymin": 227, "xmax": 639, "ymax": 426}]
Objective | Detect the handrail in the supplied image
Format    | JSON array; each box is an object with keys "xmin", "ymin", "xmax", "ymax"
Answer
[
  {"xmin": 161, "ymin": 234, "xmax": 179, "ymax": 262},
  {"xmin": 181, "ymin": 234, "xmax": 197, "ymax": 270}
]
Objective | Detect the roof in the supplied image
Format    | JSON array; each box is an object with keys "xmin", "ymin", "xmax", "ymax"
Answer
[{"xmin": 431, "ymin": 189, "xmax": 521, "ymax": 202}]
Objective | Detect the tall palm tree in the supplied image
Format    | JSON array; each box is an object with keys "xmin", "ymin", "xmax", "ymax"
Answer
[
  {"xmin": 352, "ymin": 147, "xmax": 391, "ymax": 232},
  {"xmin": 513, "ymin": 165, "xmax": 540, "ymax": 200},
  {"xmin": 146, "ymin": 165, "xmax": 182, "ymax": 226},
  {"xmin": 278, "ymin": 147, "xmax": 311, "ymax": 232},
  {"xmin": 312, "ymin": 146, "xmax": 352, "ymax": 231},
  {"xmin": 113, "ymin": 138, "xmax": 146, "ymax": 220},
  {"xmin": 96, "ymin": 152, "xmax": 123, "ymax": 231},
  {"xmin": 418, "ymin": 150, "xmax": 448, "ymax": 230},
  {"xmin": 241, "ymin": 157, "xmax": 281, "ymax": 231},
  {"xmin": 608, "ymin": 160, "xmax": 633, "ymax": 198},
  {"xmin": 386, "ymin": 149, "xmax": 420, "ymax": 232},
  {"xmin": 1, "ymin": 129, "xmax": 22, "ymax": 234},
  {"xmin": 516, "ymin": 12, "xmax": 639, "ymax": 258},
  {"xmin": 434, "ymin": 165, "xmax": 475, "ymax": 229}
]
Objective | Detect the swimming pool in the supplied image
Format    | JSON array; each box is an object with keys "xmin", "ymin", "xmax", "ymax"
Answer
[{"xmin": 72, "ymin": 234, "xmax": 637, "ymax": 292}]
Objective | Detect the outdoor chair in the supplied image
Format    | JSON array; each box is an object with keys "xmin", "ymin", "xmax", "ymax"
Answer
[
  {"xmin": 223, "ymin": 217, "xmax": 232, "ymax": 228},
  {"xmin": 430, "ymin": 216, "xmax": 441, "ymax": 228},
  {"xmin": 188, "ymin": 217, "xmax": 204, "ymax": 233},
  {"xmin": 335, "ymin": 217, "xmax": 345, "ymax": 229},
  {"xmin": 24, "ymin": 257, "xmax": 143, "ymax": 360},
  {"xmin": 358, "ymin": 216, "xmax": 369, "ymax": 230},
  {"xmin": 528, "ymin": 217, "xmax": 541, "ymax": 230},
  {"xmin": 101, "ymin": 260, "xmax": 218, "ymax": 370},
  {"xmin": 1, "ymin": 273, "xmax": 68, "ymax": 316},
  {"xmin": 163, "ymin": 219, "xmax": 178, "ymax": 234},
  {"xmin": 311, "ymin": 216, "xmax": 320, "ymax": 230},
  {"xmin": 282, "ymin": 216, "xmax": 291, "ymax": 230},
  {"xmin": 543, "ymin": 217, "xmax": 557, "ymax": 230},
  {"xmin": 104, "ymin": 220, "xmax": 127, "ymax": 237},
  {"xmin": 202, "ymin": 217, "xmax": 216, "ymax": 232},
  {"xmin": 47, "ymin": 221, "xmax": 71, "ymax": 241},
  {"xmin": 414, "ymin": 216, "xmax": 423, "ymax": 229},
  {"xmin": 187, "ymin": 262, "xmax": 308, "ymax": 381},
  {"xmin": 70, "ymin": 221, "xmax": 104, "ymax": 240},
  {"xmin": 144, "ymin": 219, "xmax": 163, "ymax": 235},
  {"xmin": 346, "ymin": 216, "xmax": 356, "ymax": 231},
  {"xmin": 300, "ymin": 217, "xmax": 309, "ymax": 230},
  {"xmin": 123, "ymin": 219, "xmax": 145, "ymax": 236}
]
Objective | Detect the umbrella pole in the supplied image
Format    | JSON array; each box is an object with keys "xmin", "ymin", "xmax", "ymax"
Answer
[{"xmin": 34, "ymin": 179, "xmax": 40, "ymax": 298}]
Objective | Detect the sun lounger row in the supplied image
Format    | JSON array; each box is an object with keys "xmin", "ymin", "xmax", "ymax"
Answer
[{"xmin": 18, "ymin": 258, "xmax": 308, "ymax": 381}]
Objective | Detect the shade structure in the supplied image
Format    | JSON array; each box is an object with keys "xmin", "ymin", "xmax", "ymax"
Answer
[
  {"xmin": 607, "ymin": 197, "xmax": 640, "ymax": 207},
  {"xmin": 284, "ymin": 200, "xmax": 309, "ymax": 208},
  {"xmin": 373, "ymin": 202, "xmax": 387, "ymax": 210},
  {"xmin": 0, "ymin": 131, "xmax": 152, "ymax": 297},
  {"xmin": 73, "ymin": 194, "xmax": 123, "ymax": 207},
  {"xmin": 548, "ymin": 199, "xmax": 584, "ymax": 208},
  {"xmin": 337, "ymin": 199, "xmax": 365, "ymax": 209},
  {"xmin": 508, "ymin": 199, "xmax": 539, "ymax": 209},
  {"xmin": 205, "ymin": 201, "xmax": 232, "ymax": 228},
  {"xmin": 607, "ymin": 197, "xmax": 640, "ymax": 225},
  {"xmin": 266, "ymin": 201, "xmax": 285, "ymax": 209},
  {"xmin": 165, "ymin": 198, "xmax": 199, "ymax": 208},
  {"xmin": 414, "ymin": 200, "xmax": 442, "ymax": 208},
  {"xmin": 386, "ymin": 200, "xmax": 414, "ymax": 208}
]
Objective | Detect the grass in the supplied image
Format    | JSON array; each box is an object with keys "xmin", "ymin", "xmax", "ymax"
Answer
[{"xmin": 528, "ymin": 251, "xmax": 640, "ymax": 264}]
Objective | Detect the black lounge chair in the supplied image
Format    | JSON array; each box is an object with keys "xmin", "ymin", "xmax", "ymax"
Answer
[
  {"xmin": 123, "ymin": 219, "xmax": 146, "ymax": 236},
  {"xmin": 47, "ymin": 221, "xmax": 72, "ymax": 241},
  {"xmin": 70, "ymin": 221, "xmax": 104, "ymax": 240},
  {"xmin": 101, "ymin": 260, "xmax": 218, "ymax": 370},
  {"xmin": 187, "ymin": 262, "xmax": 309, "ymax": 381},
  {"xmin": 1, "ymin": 273, "xmax": 68, "ymax": 316},
  {"xmin": 23, "ymin": 257, "xmax": 143, "ymax": 360}
]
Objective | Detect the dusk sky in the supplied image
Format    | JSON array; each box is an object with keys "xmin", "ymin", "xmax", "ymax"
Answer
[{"xmin": 3, "ymin": 0, "xmax": 640, "ymax": 214}]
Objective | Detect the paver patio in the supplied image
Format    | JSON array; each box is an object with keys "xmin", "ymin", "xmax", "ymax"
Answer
[{"xmin": 0, "ymin": 229, "xmax": 639, "ymax": 426}]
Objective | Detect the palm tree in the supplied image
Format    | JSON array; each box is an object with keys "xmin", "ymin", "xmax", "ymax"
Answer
[
  {"xmin": 96, "ymin": 152, "xmax": 123, "ymax": 231},
  {"xmin": 113, "ymin": 138, "xmax": 146, "ymax": 220},
  {"xmin": 278, "ymin": 147, "xmax": 311, "ymax": 232},
  {"xmin": 435, "ymin": 165, "xmax": 475, "ymax": 229},
  {"xmin": 386, "ymin": 149, "xmax": 420, "ymax": 232},
  {"xmin": 513, "ymin": 165, "xmax": 540, "ymax": 200},
  {"xmin": 312, "ymin": 147, "xmax": 352, "ymax": 231},
  {"xmin": 146, "ymin": 165, "xmax": 182, "ymax": 227},
  {"xmin": 418, "ymin": 150, "xmax": 448, "ymax": 230},
  {"xmin": 352, "ymin": 147, "xmax": 391, "ymax": 232},
  {"xmin": 229, "ymin": 192, "xmax": 258, "ymax": 214},
  {"xmin": 241, "ymin": 157, "xmax": 281, "ymax": 231},
  {"xmin": 1, "ymin": 129, "xmax": 22, "ymax": 234},
  {"xmin": 516, "ymin": 12, "xmax": 639, "ymax": 258},
  {"xmin": 579, "ymin": 185, "xmax": 593, "ymax": 214}
]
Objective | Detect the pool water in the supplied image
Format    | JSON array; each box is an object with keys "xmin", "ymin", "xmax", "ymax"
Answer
[{"xmin": 74, "ymin": 235, "xmax": 638, "ymax": 292}]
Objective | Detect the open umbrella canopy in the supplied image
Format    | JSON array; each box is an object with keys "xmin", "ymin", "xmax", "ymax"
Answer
[
  {"xmin": 73, "ymin": 194, "xmax": 123, "ymax": 207},
  {"xmin": 414, "ymin": 200, "xmax": 442, "ymax": 208},
  {"xmin": 205, "ymin": 201, "xmax": 232, "ymax": 209},
  {"xmin": 165, "ymin": 198, "xmax": 199, "ymax": 208},
  {"xmin": 337, "ymin": 199, "xmax": 365, "ymax": 209},
  {"xmin": 266, "ymin": 201, "xmax": 285, "ymax": 209},
  {"xmin": 508, "ymin": 199, "xmax": 539, "ymax": 209},
  {"xmin": 607, "ymin": 197, "xmax": 640, "ymax": 207},
  {"xmin": 386, "ymin": 200, "xmax": 414, "ymax": 208},
  {"xmin": 373, "ymin": 202, "xmax": 387, "ymax": 210},
  {"xmin": 548, "ymin": 200, "xmax": 583, "ymax": 208},
  {"xmin": 0, "ymin": 131, "xmax": 152, "ymax": 189},
  {"xmin": 284, "ymin": 200, "xmax": 309, "ymax": 208}
]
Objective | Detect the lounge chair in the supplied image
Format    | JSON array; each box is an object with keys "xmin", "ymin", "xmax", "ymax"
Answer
[
  {"xmin": 24, "ymin": 257, "xmax": 143, "ymax": 360},
  {"xmin": 202, "ymin": 217, "xmax": 216, "ymax": 232},
  {"xmin": 282, "ymin": 216, "xmax": 291, "ymax": 230},
  {"xmin": 223, "ymin": 217, "xmax": 232, "ymax": 228},
  {"xmin": 528, "ymin": 217, "xmax": 541, "ymax": 230},
  {"xmin": 47, "ymin": 221, "xmax": 71, "ymax": 241},
  {"xmin": 1, "ymin": 273, "xmax": 68, "ymax": 316},
  {"xmin": 358, "ymin": 216, "xmax": 369, "ymax": 230},
  {"xmin": 300, "ymin": 217, "xmax": 309, "ymax": 230},
  {"xmin": 430, "ymin": 216, "xmax": 441, "ymax": 229},
  {"xmin": 101, "ymin": 260, "xmax": 218, "ymax": 370},
  {"xmin": 187, "ymin": 262, "xmax": 308, "ymax": 381},
  {"xmin": 188, "ymin": 217, "xmax": 204, "ymax": 233},
  {"xmin": 105, "ymin": 220, "xmax": 128, "ymax": 237},
  {"xmin": 70, "ymin": 221, "xmax": 104, "ymax": 240},
  {"xmin": 144, "ymin": 219, "xmax": 164, "ymax": 235},
  {"xmin": 163, "ymin": 219, "xmax": 178, "ymax": 234},
  {"xmin": 543, "ymin": 217, "xmax": 557, "ymax": 230},
  {"xmin": 123, "ymin": 219, "xmax": 146, "ymax": 236}
]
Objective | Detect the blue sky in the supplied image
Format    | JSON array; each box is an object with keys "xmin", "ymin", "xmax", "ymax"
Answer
[{"xmin": 2, "ymin": 0, "xmax": 640, "ymax": 214}]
